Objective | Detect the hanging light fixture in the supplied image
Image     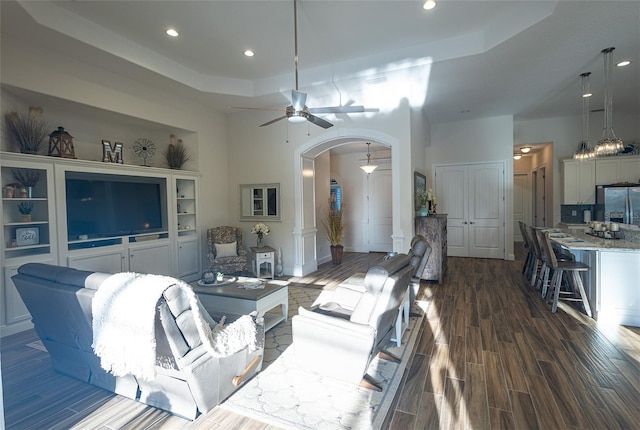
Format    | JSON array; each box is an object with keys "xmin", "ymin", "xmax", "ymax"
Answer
[
  {"xmin": 520, "ymin": 146, "xmax": 532, "ymax": 153},
  {"xmin": 574, "ymin": 72, "xmax": 596, "ymax": 160},
  {"xmin": 513, "ymin": 154, "xmax": 522, "ymax": 160},
  {"xmin": 360, "ymin": 142, "xmax": 378, "ymax": 174},
  {"xmin": 595, "ymin": 47, "xmax": 624, "ymax": 156}
]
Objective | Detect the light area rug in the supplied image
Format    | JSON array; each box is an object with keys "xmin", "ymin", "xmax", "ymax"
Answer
[{"xmin": 219, "ymin": 285, "xmax": 424, "ymax": 430}]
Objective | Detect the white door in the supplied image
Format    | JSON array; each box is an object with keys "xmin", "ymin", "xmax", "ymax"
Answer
[
  {"xmin": 513, "ymin": 173, "xmax": 531, "ymax": 242},
  {"xmin": 435, "ymin": 162, "xmax": 505, "ymax": 259},
  {"xmin": 365, "ymin": 166, "xmax": 393, "ymax": 252},
  {"xmin": 435, "ymin": 165, "xmax": 468, "ymax": 257},
  {"xmin": 468, "ymin": 163, "xmax": 504, "ymax": 258},
  {"xmin": 533, "ymin": 167, "xmax": 546, "ymax": 227}
]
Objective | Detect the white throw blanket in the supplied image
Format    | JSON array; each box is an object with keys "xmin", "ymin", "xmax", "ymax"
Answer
[{"xmin": 92, "ymin": 273, "xmax": 258, "ymax": 381}]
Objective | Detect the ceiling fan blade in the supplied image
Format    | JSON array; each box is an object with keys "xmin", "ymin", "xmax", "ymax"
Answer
[
  {"xmin": 307, "ymin": 114, "xmax": 333, "ymax": 129},
  {"xmin": 308, "ymin": 105, "xmax": 366, "ymax": 114},
  {"xmin": 230, "ymin": 106, "xmax": 286, "ymax": 112},
  {"xmin": 291, "ymin": 90, "xmax": 307, "ymax": 112},
  {"xmin": 259, "ymin": 116, "xmax": 287, "ymax": 127}
]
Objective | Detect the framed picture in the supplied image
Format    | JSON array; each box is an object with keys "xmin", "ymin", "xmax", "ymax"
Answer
[
  {"xmin": 414, "ymin": 172, "xmax": 426, "ymax": 210},
  {"xmin": 16, "ymin": 227, "xmax": 39, "ymax": 246}
]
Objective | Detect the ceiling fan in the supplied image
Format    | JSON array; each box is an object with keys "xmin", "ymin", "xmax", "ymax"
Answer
[{"xmin": 233, "ymin": 0, "xmax": 367, "ymax": 129}]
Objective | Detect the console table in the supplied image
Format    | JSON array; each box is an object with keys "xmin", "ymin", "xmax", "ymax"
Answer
[
  {"xmin": 415, "ymin": 214, "xmax": 447, "ymax": 284},
  {"xmin": 250, "ymin": 246, "xmax": 276, "ymax": 279}
]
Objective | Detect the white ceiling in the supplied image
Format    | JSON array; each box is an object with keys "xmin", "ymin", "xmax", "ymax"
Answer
[{"xmin": 2, "ymin": 0, "xmax": 639, "ymax": 126}]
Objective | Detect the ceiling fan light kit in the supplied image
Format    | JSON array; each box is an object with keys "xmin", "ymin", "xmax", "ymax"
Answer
[{"xmin": 236, "ymin": 0, "xmax": 369, "ymax": 129}]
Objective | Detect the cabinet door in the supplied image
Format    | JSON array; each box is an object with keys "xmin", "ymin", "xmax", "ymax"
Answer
[
  {"xmin": 68, "ymin": 249, "xmax": 126, "ymax": 273},
  {"xmin": 129, "ymin": 242, "xmax": 171, "ymax": 275},
  {"xmin": 4, "ymin": 264, "xmax": 30, "ymax": 324},
  {"xmin": 177, "ymin": 238, "xmax": 199, "ymax": 279},
  {"xmin": 595, "ymin": 159, "xmax": 620, "ymax": 185},
  {"xmin": 563, "ymin": 160, "xmax": 595, "ymax": 203},
  {"xmin": 619, "ymin": 158, "xmax": 640, "ymax": 184},
  {"xmin": 4, "ymin": 259, "xmax": 52, "ymax": 324},
  {"xmin": 563, "ymin": 160, "xmax": 579, "ymax": 204},
  {"xmin": 577, "ymin": 161, "xmax": 596, "ymax": 203}
]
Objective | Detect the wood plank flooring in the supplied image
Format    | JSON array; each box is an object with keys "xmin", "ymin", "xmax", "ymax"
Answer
[{"xmin": 3, "ymin": 247, "xmax": 640, "ymax": 429}]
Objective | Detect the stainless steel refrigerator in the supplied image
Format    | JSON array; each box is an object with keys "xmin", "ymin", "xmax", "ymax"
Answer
[{"xmin": 595, "ymin": 185, "xmax": 640, "ymax": 225}]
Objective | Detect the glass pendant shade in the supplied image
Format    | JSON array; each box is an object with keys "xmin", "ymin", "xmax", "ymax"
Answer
[
  {"xmin": 595, "ymin": 47, "xmax": 624, "ymax": 156},
  {"xmin": 360, "ymin": 142, "xmax": 378, "ymax": 174},
  {"xmin": 574, "ymin": 72, "xmax": 595, "ymax": 160}
]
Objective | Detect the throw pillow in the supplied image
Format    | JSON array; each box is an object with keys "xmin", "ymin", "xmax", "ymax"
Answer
[{"xmin": 215, "ymin": 241, "xmax": 238, "ymax": 258}]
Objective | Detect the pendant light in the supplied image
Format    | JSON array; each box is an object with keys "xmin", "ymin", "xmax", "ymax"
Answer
[
  {"xmin": 574, "ymin": 72, "xmax": 595, "ymax": 160},
  {"xmin": 595, "ymin": 47, "xmax": 624, "ymax": 156},
  {"xmin": 360, "ymin": 142, "xmax": 378, "ymax": 174}
]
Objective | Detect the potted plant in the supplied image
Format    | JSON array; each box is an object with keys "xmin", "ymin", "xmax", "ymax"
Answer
[
  {"xmin": 322, "ymin": 201, "xmax": 345, "ymax": 265},
  {"xmin": 251, "ymin": 222, "xmax": 270, "ymax": 247},
  {"xmin": 3, "ymin": 106, "xmax": 49, "ymax": 154},
  {"xmin": 415, "ymin": 188, "xmax": 436, "ymax": 216},
  {"xmin": 17, "ymin": 201, "xmax": 33, "ymax": 222},
  {"xmin": 164, "ymin": 134, "xmax": 190, "ymax": 169},
  {"xmin": 12, "ymin": 169, "xmax": 41, "ymax": 198}
]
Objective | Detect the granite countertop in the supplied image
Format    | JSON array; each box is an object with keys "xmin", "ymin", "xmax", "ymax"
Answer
[{"xmin": 545, "ymin": 227, "xmax": 640, "ymax": 252}]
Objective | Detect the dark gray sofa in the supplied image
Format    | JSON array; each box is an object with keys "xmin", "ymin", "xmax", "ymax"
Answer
[{"xmin": 12, "ymin": 263, "xmax": 264, "ymax": 420}]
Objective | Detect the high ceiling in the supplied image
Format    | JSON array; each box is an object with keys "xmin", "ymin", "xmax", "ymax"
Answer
[{"xmin": 2, "ymin": 1, "xmax": 639, "ymax": 125}]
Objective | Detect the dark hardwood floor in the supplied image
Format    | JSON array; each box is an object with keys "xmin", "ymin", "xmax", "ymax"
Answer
[{"xmin": 2, "ymin": 247, "xmax": 640, "ymax": 429}]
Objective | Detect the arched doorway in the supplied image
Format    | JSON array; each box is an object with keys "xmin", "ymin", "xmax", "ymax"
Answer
[{"xmin": 291, "ymin": 128, "xmax": 403, "ymax": 276}]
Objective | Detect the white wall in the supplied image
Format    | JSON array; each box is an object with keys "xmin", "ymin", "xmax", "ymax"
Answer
[
  {"xmin": 227, "ymin": 102, "xmax": 416, "ymax": 274},
  {"xmin": 1, "ymin": 33, "xmax": 229, "ymax": 271},
  {"xmin": 428, "ymin": 115, "xmax": 515, "ymax": 258}
]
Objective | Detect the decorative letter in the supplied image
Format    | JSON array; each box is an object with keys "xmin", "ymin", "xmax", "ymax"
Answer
[{"xmin": 102, "ymin": 140, "xmax": 124, "ymax": 164}]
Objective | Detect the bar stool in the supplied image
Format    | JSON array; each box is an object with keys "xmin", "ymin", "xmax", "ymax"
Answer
[
  {"xmin": 518, "ymin": 221, "xmax": 534, "ymax": 277},
  {"xmin": 524, "ymin": 224, "xmax": 545, "ymax": 288},
  {"xmin": 538, "ymin": 231, "xmax": 592, "ymax": 317}
]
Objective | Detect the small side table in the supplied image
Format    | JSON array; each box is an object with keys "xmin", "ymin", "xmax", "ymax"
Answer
[{"xmin": 250, "ymin": 246, "xmax": 276, "ymax": 279}]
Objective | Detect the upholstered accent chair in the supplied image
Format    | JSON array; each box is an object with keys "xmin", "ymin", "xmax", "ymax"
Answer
[{"xmin": 207, "ymin": 226, "xmax": 249, "ymax": 275}]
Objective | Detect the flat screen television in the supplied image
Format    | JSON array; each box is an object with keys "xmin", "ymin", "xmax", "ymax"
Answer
[{"xmin": 65, "ymin": 172, "xmax": 167, "ymax": 240}]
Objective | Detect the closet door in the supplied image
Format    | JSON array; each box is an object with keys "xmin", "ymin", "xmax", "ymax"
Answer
[
  {"xmin": 435, "ymin": 165, "xmax": 468, "ymax": 257},
  {"xmin": 435, "ymin": 162, "xmax": 505, "ymax": 259},
  {"xmin": 468, "ymin": 163, "xmax": 504, "ymax": 258}
]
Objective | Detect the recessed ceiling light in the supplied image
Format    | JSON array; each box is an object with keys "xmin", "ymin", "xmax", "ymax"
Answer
[
  {"xmin": 244, "ymin": 50, "xmax": 255, "ymax": 57},
  {"xmin": 520, "ymin": 146, "xmax": 532, "ymax": 153},
  {"xmin": 617, "ymin": 60, "xmax": 631, "ymax": 67},
  {"xmin": 423, "ymin": 0, "xmax": 437, "ymax": 10},
  {"xmin": 582, "ymin": 92, "xmax": 593, "ymax": 98},
  {"xmin": 166, "ymin": 28, "xmax": 179, "ymax": 37}
]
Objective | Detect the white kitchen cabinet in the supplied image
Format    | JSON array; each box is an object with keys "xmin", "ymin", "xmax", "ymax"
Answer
[
  {"xmin": 594, "ymin": 156, "xmax": 640, "ymax": 185},
  {"xmin": 563, "ymin": 159, "xmax": 595, "ymax": 204}
]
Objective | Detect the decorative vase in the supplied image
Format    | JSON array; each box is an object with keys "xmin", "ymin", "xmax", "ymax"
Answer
[
  {"xmin": 21, "ymin": 214, "xmax": 32, "ymax": 222},
  {"xmin": 201, "ymin": 270, "xmax": 215, "ymax": 284},
  {"xmin": 419, "ymin": 205, "xmax": 429, "ymax": 217},
  {"xmin": 257, "ymin": 234, "xmax": 264, "ymax": 248},
  {"xmin": 27, "ymin": 186, "xmax": 33, "ymax": 198},
  {"xmin": 330, "ymin": 245, "xmax": 344, "ymax": 265}
]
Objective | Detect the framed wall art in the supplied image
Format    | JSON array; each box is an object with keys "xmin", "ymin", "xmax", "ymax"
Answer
[{"xmin": 414, "ymin": 171, "xmax": 426, "ymax": 210}]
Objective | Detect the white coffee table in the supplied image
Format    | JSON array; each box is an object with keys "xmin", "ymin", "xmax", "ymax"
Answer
[{"xmin": 192, "ymin": 279, "xmax": 289, "ymax": 331}]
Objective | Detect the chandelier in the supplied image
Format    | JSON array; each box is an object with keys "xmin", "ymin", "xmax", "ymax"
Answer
[
  {"xmin": 574, "ymin": 73, "xmax": 595, "ymax": 160},
  {"xmin": 594, "ymin": 47, "xmax": 624, "ymax": 156},
  {"xmin": 360, "ymin": 142, "xmax": 378, "ymax": 174}
]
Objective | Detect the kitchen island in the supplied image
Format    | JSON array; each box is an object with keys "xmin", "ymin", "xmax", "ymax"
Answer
[{"xmin": 548, "ymin": 225, "xmax": 640, "ymax": 327}]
